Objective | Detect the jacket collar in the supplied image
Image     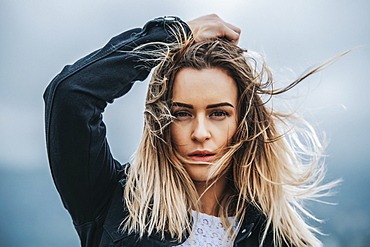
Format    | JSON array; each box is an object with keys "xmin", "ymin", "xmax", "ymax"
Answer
[{"xmin": 234, "ymin": 204, "xmax": 264, "ymax": 244}]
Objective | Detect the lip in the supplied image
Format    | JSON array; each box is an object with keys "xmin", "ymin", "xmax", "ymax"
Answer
[{"xmin": 188, "ymin": 150, "xmax": 215, "ymax": 163}]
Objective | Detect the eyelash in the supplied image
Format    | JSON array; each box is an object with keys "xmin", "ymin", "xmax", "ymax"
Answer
[
  {"xmin": 172, "ymin": 111, "xmax": 191, "ymax": 119},
  {"xmin": 210, "ymin": 110, "xmax": 229, "ymax": 118},
  {"xmin": 172, "ymin": 110, "xmax": 229, "ymax": 120}
]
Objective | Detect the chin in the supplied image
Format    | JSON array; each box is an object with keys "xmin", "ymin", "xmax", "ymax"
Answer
[{"xmin": 184, "ymin": 163, "xmax": 219, "ymax": 183}]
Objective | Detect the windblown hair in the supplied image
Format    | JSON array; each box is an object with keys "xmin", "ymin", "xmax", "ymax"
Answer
[{"xmin": 122, "ymin": 30, "xmax": 340, "ymax": 247}]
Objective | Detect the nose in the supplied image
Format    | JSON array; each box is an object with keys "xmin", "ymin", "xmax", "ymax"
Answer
[{"xmin": 191, "ymin": 117, "xmax": 211, "ymax": 143}]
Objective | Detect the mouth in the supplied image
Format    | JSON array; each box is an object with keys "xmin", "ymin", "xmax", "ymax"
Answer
[
  {"xmin": 189, "ymin": 153, "xmax": 214, "ymax": 157},
  {"xmin": 188, "ymin": 151, "xmax": 215, "ymax": 162}
]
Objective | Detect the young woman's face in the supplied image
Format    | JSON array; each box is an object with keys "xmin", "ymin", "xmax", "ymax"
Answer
[{"xmin": 170, "ymin": 67, "xmax": 238, "ymax": 182}]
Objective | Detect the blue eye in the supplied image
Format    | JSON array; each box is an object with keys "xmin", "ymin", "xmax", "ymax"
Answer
[
  {"xmin": 173, "ymin": 111, "xmax": 192, "ymax": 120},
  {"xmin": 210, "ymin": 110, "xmax": 229, "ymax": 119}
]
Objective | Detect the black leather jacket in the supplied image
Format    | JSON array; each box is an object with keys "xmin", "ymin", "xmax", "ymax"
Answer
[{"xmin": 44, "ymin": 16, "xmax": 280, "ymax": 247}]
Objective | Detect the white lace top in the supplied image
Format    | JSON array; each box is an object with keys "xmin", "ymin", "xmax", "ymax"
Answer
[{"xmin": 178, "ymin": 211, "xmax": 237, "ymax": 247}]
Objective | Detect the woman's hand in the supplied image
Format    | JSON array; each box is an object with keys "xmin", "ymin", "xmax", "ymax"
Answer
[{"xmin": 186, "ymin": 14, "xmax": 241, "ymax": 45}]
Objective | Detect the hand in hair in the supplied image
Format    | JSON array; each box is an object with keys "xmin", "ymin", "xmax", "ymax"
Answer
[{"xmin": 186, "ymin": 14, "xmax": 241, "ymax": 45}]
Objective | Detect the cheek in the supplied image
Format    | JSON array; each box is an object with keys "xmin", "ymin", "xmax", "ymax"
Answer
[
  {"xmin": 229, "ymin": 121, "xmax": 238, "ymax": 139},
  {"xmin": 170, "ymin": 124, "xmax": 187, "ymax": 150},
  {"xmin": 218, "ymin": 121, "xmax": 238, "ymax": 144}
]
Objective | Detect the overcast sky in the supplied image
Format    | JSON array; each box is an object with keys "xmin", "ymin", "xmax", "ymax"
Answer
[{"xmin": 0, "ymin": 0, "xmax": 369, "ymax": 173}]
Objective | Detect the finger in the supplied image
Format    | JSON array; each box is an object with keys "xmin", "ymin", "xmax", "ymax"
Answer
[
  {"xmin": 224, "ymin": 30, "xmax": 240, "ymax": 44},
  {"xmin": 222, "ymin": 23, "xmax": 241, "ymax": 44},
  {"xmin": 194, "ymin": 29, "xmax": 239, "ymax": 44},
  {"xmin": 186, "ymin": 14, "xmax": 241, "ymax": 44},
  {"xmin": 224, "ymin": 22, "xmax": 241, "ymax": 36}
]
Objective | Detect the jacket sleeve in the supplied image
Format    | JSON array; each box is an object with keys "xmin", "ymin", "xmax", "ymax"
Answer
[{"xmin": 43, "ymin": 17, "xmax": 191, "ymax": 227}]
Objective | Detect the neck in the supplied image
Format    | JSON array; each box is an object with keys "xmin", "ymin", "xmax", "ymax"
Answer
[{"xmin": 193, "ymin": 174, "xmax": 227, "ymax": 216}]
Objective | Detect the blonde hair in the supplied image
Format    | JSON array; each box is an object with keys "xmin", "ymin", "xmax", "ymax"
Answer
[{"xmin": 122, "ymin": 31, "xmax": 340, "ymax": 246}]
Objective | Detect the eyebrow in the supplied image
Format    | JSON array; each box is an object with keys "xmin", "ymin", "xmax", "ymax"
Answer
[
  {"xmin": 207, "ymin": 102, "xmax": 234, "ymax": 109},
  {"xmin": 171, "ymin": 102, "xmax": 234, "ymax": 109}
]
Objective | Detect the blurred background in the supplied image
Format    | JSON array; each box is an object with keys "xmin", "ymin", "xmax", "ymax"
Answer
[{"xmin": 0, "ymin": 0, "xmax": 369, "ymax": 246}]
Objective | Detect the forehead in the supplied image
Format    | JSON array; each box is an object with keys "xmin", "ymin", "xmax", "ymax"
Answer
[{"xmin": 172, "ymin": 68, "xmax": 238, "ymax": 105}]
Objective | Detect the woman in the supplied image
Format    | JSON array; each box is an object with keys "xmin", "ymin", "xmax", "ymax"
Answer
[{"xmin": 44, "ymin": 14, "xmax": 335, "ymax": 247}]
